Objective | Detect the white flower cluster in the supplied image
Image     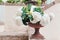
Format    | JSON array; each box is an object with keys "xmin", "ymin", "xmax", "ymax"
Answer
[
  {"xmin": 30, "ymin": 12, "xmax": 42, "ymax": 23},
  {"xmin": 41, "ymin": 12, "xmax": 55, "ymax": 26},
  {"xmin": 16, "ymin": 5, "xmax": 55, "ymax": 26}
]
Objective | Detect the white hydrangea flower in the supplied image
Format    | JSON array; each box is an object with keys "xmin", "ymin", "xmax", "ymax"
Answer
[
  {"xmin": 40, "ymin": 13, "xmax": 50, "ymax": 26},
  {"xmin": 48, "ymin": 12, "xmax": 55, "ymax": 21},
  {"xmin": 30, "ymin": 5, "xmax": 36, "ymax": 12},
  {"xmin": 15, "ymin": 16, "xmax": 23, "ymax": 26},
  {"xmin": 30, "ymin": 12, "xmax": 42, "ymax": 23}
]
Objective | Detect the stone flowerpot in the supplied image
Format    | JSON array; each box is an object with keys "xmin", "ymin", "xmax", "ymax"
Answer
[{"xmin": 28, "ymin": 22, "xmax": 45, "ymax": 39}]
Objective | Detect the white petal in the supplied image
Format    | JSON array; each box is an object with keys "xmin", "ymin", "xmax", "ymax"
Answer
[
  {"xmin": 40, "ymin": 13, "xmax": 50, "ymax": 26},
  {"xmin": 30, "ymin": 12, "xmax": 42, "ymax": 23},
  {"xmin": 30, "ymin": 5, "xmax": 36, "ymax": 12},
  {"xmin": 30, "ymin": 20, "xmax": 38, "ymax": 23}
]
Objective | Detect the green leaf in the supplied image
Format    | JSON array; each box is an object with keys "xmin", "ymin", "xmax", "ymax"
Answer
[
  {"xmin": 28, "ymin": 15, "xmax": 33, "ymax": 21},
  {"xmin": 27, "ymin": 4, "xmax": 32, "ymax": 11},
  {"xmin": 34, "ymin": 7, "xmax": 41, "ymax": 12},
  {"xmin": 22, "ymin": 19, "xmax": 27, "ymax": 25},
  {"xmin": 22, "ymin": 7, "xmax": 28, "ymax": 13},
  {"xmin": 21, "ymin": 4, "xmax": 33, "ymax": 25},
  {"xmin": 22, "ymin": 14, "xmax": 30, "ymax": 25},
  {"xmin": 34, "ymin": 7, "xmax": 44, "ymax": 16},
  {"xmin": 37, "ymin": 0, "xmax": 42, "ymax": 5}
]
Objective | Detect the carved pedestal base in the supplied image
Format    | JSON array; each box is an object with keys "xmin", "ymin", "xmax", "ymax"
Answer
[
  {"xmin": 31, "ymin": 28, "xmax": 44, "ymax": 39},
  {"xmin": 28, "ymin": 22, "xmax": 45, "ymax": 39}
]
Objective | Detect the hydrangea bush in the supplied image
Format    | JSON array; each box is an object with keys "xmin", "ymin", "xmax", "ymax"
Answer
[{"xmin": 21, "ymin": 4, "xmax": 44, "ymax": 25}]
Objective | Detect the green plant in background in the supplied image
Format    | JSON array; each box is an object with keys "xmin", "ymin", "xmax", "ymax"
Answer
[
  {"xmin": 21, "ymin": 4, "xmax": 33, "ymax": 25},
  {"xmin": 37, "ymin": 0, "xmax": 42, "ymax": 6},
  {"xmin": 7, "ymin": 0, "xmax": 14, "ymax": 3},
  {"xmin": 15, "ymin": 0, "xmax": 20, "ymax": 3},
  {"xmin": 7, "ymin": 0, "xmax": 20, "ymax": 3},
  {"xmin": 22, "ymin": 0, "xmax": 29, "ymax": 3},
  {"xmin": 0, "ymin": 0, "xmax": 3, "ymax": 3}
]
